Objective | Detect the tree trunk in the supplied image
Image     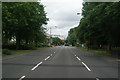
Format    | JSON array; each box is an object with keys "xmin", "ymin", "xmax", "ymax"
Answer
[
  {"xmin": 35, "ymin": 41, "xmax": 38, "ymax": 47},
  {"xmin": 107, "ymin": 44, "xmax": 112, "ymax": 51},
  {"xmin": 16, "ymin": 37, "xmax": 21, "ymax": 49},
  {"xmin": 25, "ymin": 39, "xmax": 28, "ymax": 45}
]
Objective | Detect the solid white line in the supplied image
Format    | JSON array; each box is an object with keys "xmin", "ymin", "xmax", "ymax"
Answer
[
  {"xmin": 19, "ymin": 75, "xmax": 25, "ymax": 80},
  {"xmin": 31, "ymin": 62, "xmax": 42, "ymax": 71},
  {"xmin": 82, "ymin": 62, "xmax": 91, "ymax": 71},
  {"xmin": 76, "ymin": 57, "xmax": 81, "ymax": 61}
]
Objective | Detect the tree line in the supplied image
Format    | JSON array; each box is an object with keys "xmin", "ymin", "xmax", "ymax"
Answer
[
  {"xmin": 67, "ymin": 2, "xmax": 120, "ymax": 50},
  {"xmin": 51, "ymin": 37, "xmax": 64, "ymax": 46},
  {"xmin": 2, "ymin": 2, "xmax": 48, "ymax": 49}
]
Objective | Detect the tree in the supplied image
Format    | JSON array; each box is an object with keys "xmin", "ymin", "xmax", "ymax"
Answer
[
  {"xmin": 51, "ymin": 37, "xmax": 62, "ymax": 46},
  {"xmin": 67, "ymin": 27, "xmax": 78, "ymax": 46},
  {"xmin": 2, "ymin": 2, "xmax": 48, "ymax": 49},
  {"xmin": 68, "ymin": 2, "xmax": 120, "ymax": 50}
]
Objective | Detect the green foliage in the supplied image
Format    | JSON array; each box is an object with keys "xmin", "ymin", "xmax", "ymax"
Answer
[
  {"xmin": 51, "ymin": 37, "xmax": 62, "ymax": 46},
  {"xmin": 67, "ymin": 27, "xmax": 78, "ymax": 46},
  {"xmin": 67, "ymin": 2, "xmax": 120, "ymax": 50},
  {"xmin": 2, "ymin": 2, "xmax": 48, "ymax": 49},
  {"xmin": 36, "ymin": 43, "xmax": 49, "ymax": 47},
  {"xmin": 3, "ymin": 49, "xmax": 12, "ymax": 55}
]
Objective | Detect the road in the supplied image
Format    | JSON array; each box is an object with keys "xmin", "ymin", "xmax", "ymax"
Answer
[{"xmin": 2, "ymin": 46, "xmax": 119, "ymax": 80}]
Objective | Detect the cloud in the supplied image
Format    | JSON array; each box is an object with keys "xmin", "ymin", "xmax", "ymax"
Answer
[{"xmin": 41, "ymin": 0, "xmax": 83, "ymax": 39}]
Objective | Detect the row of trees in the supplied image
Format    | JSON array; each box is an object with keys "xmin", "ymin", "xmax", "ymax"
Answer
[
  {"xmin": 2, "ymin": 2, "xmax": 48, "ymax": 49},
  {"xmin": 67, "ymin": 2, "xmax": 120, "ymax": 50},
  {"xmin": 51, "ymin": 37, "xmax": 63, "ymax": 46}
]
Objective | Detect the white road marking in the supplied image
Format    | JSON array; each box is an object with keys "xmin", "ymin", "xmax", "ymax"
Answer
[
  {"xmin": 82, "ymin": 62, "xmax": 91, "ymax": 71},
  {"xmin": 31, "ymin": 62, "xmax": 43, "ymax": 71},
  {"xmin": 75, "ymin": 55, "xmax": 76, "ymax": 56},
  {"xmin": 76, "ymin": 57, "xmax": 81, "ymax": 61},
  {"xmin": 54, "ymin": 52, "xmax": 55, "ymax": 53},
  {"xmin": 19, "ymin": 75, "xmax": 25, "ymax": 80},
  {"xmin": 45, "ymin": 56, "xmax": 50, "ymax": 61},
  {"xmin": 51, "ymin": 54, "xmax": 52, "ymax": 56},
  {"xmin": 96, "ymin": 77, "xmax": 100, "ymax": 80}
]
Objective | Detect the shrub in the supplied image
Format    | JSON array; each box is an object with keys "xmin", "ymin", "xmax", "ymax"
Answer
[
  {"xmin": 3, "ymin": 49, "xmax": 12, "ymax": 55},
  {"xmin": 20, "ymin": 45, "xmax": 37, "ymax": 50},
  {"xmin": 37, "ymin": 43, "xmax": 49, "ymax": 47}
]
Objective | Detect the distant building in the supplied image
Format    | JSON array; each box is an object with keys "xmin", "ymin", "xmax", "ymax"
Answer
[{"xmin": 46, "ymin": 33, "xmax": 66, "ymax": 41}]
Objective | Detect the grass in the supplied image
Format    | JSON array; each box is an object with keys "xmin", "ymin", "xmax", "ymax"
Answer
[
  {"xmin": 78, "ymin": 46, "xmax": 111, "ymax": 57},
  {"xmin": 10, "ymin": 50, "xmax": 32, "ymax": 54},
  {"xmin": 90, "ymin": 49, "xmax": 111, "ymax": 56},
  {"xmin": 3, "ymin": 50, "xmax": 33, "ymax": 57},
  {"xmin": 77, "ymin": 46, "xmax": 86, "ymax": 50},
  {"xmin": 37, "ymin": 47, "xmax": 47, "ymax": 50},
  {"xmin": 11, "ymin": 47, "xmax": 47, "ymax": 54},
  {"xmin": 3, "ymin": 47, "xmax": 48, "ymax": 57}
]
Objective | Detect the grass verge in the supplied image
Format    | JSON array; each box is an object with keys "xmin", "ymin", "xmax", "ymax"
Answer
[
  {"xmin": 77, "ymin": 46, "xmax": 111, "ymax": 57},
  {"xmin": 3, "ymin": 47, "xmax": 48, "ymax": 57},
  {"xmin": 10, "ymin": 50, "xmax": 32, "ymax": 54},
  {"xmin": 89, "ymin": 49, "xmax": 111, "ymax": 56}
]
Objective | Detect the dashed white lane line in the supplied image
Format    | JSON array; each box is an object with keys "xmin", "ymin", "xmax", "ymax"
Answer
[
  {"xmin": 96, "ymin": 77, "xmax": 100, "ymax": 80},
  {"xmin": 45, "ymin": 56, "xmax": 50, "ymax": 61},
  {"xmin": 51, "ymin": 54, "xmax": 52, "ymax": 56},
  {"xmin": 19, "ymin": 54, "xmax": 53, "ymax": 79},
  {"xmin": 76, "ymin": 57, "xmax": 81, "ymax": 61},
  {"xmin": 82, "ymin": 62, "xmax": 91, "ymax": 71},
  {"xmin": 19, "ymin": 75, "xmax": 25, "ymax": 80},
  {"xmin": 31, "ymin": 62, "xmax": 43, "ymax": 71}
]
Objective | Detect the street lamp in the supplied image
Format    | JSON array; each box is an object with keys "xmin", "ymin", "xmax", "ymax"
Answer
[
  {"xmin": 76, "ymin": 12, "xmax": 81, "ymax": 46},
  {"xmin": 77, "ymin": 13, "xmax": 81, "ymax": 15},
  {"xmin": 49, "ymin": 26, "xmax": 58, "ymax": 46}
]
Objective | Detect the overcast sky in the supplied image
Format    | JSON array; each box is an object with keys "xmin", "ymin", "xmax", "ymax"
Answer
[{"xmin": 41, "ymin": 0, "xmax": 83, "ymax": 39}]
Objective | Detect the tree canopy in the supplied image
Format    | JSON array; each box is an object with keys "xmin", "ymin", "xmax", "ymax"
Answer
[
  {"xmin": 2, "ymin": 2, "xmax": 48, "ymax": 49},
  {"xmin": 51, "ymin": 37, "xmax": 62, "ymax": 46},
  {"xmin": 67, "ymin": 2, "xmax": 120, "ymax": 50}
]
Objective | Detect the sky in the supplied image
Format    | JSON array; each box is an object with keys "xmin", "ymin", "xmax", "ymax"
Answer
[{"xmin": 41, "ymin": 0, "xmax": 83, "ymax": 39}]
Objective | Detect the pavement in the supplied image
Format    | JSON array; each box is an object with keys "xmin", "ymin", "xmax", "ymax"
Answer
[{"xmin": 2, "ymin": 46, "xmax": 119, "ymax": 80}]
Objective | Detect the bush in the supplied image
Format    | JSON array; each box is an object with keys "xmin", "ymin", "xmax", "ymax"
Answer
[
  {"xmin": 3, "ymin": 49, "xmax": 12, "ymax": 55},
  {"xmin": 20, "ymin": 45, "xmax": 37, "ymax": 50},
  {"xmin": 37, "ymin": 43, "xmax": 49, "ymax": 47},
  {"xmin": 2, "ymin": 44, "xmax": 16, "ymax": 50}
]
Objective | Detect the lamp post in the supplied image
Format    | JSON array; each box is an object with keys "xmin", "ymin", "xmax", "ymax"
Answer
[
  {"xmin": 77, "ymin": 13, "xmax": 81, "ymax": 15},
  {"xmin": 76, "ymin": 12, "xmax": 81, "ymax": 46},
  {"xmin": 49, "ymin": 26, "xmax": 58, "ymax": 46},
  {"xmin": 49, "ymin": 27, "xmax": 52, "ymax": 46}
]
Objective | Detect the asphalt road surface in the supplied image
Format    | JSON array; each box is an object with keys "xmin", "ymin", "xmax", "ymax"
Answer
[{"xmin": 2, "ymin": 46, "xmax": 119, "ymax": 80}]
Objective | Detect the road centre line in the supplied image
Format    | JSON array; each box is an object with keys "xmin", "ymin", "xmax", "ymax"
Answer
[
  {"xmin": 76, "ymin": 57, "xmax": 81, "ymax": 61},
  {"xmin": 82, "ymin": 62, "xmax": 91, "ymax": 71},
  {"xmin": 19, "ymin": 75, "xmax": 25, "ymax": 80},
  {"xmin": 31, "ymin": 62, "xmax": 43, "ymax": 71}
]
